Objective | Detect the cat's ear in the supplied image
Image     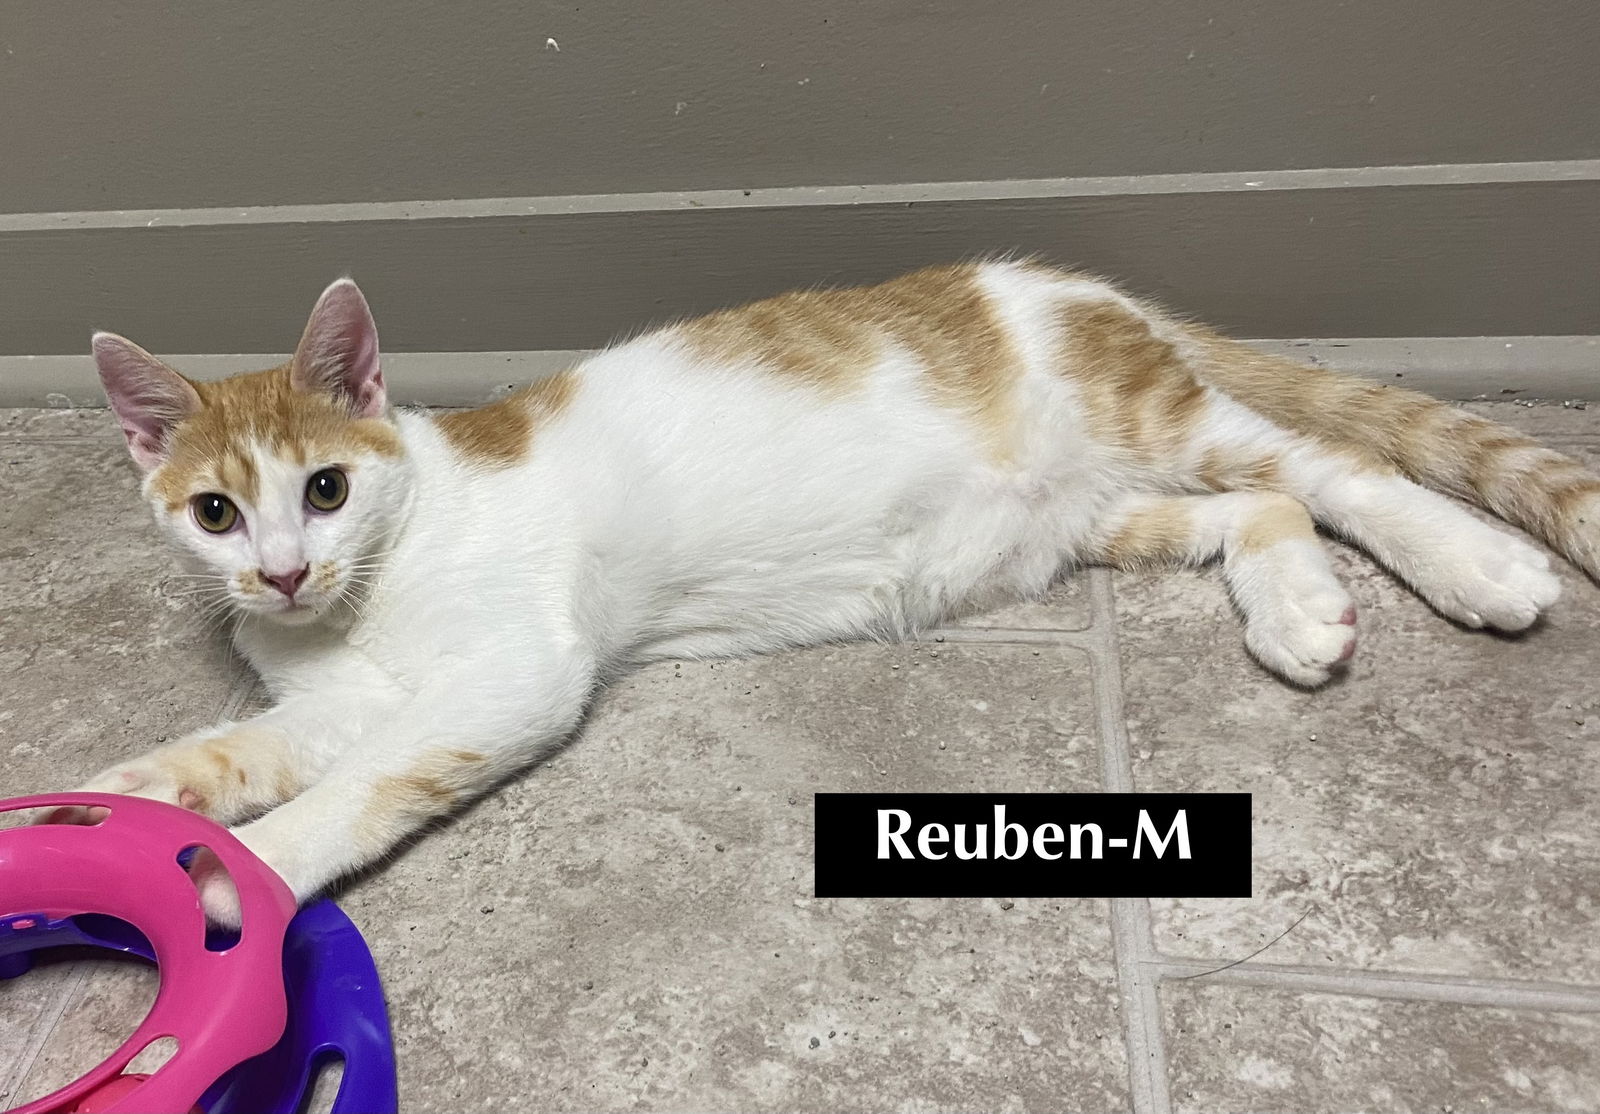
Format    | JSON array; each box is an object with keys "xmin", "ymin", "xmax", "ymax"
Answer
[
  {"xmin": 92, "ymin": 332, "xmax": 203, "ymax": 472},
  {"xmin": 290, "ymin": 277, "xmax": 386, "ymax": 418}
]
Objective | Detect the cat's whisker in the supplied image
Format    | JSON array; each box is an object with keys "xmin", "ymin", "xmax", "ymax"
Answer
[
  {"xmin": 338, "ymin": 593, "xmax": 364, "ymax": 625},
  {"xmin": 184, "ymin": 595, "xmax": 230, "ymax": 616},
  {"xmin": 195, "ymin": 604, "xmax": 236, "ymax": 627}
]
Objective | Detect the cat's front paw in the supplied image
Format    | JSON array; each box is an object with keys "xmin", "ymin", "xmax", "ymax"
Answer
[
  {"xmin": 1244, "ymin": 589, "xmax": 1358, "ymax": 688},
  {"xmin": 196, "ymin": 819, "xmax": 323, "ymax": 926},
  {"xmin": 186, "ymin": 846, "xmax": 246, "ymax": 928},
  {"xmin": 40, "ymin": 760, "xmax": 195, "ymax": 825}
]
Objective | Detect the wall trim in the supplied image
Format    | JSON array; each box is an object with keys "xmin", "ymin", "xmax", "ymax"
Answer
[
  {"xmin": 2, "ymin": 336, "xmax": 1594, "ymax": 409},
  {"xmin": 2, "ymin": 160, "xmax": 1597, "ymax": 234}
]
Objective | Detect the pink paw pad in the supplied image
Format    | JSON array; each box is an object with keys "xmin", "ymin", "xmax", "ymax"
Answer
[
  {"xmin": 1337, "ymin": 606, "xmax": 1357, "ymax": 626},
  {"xmin": 1336, "ymin": 636, "xmax": 1357, "ymax": 662},
  {"xmin": 177, "ymin": 788, "xmax": 203, "ymax": 811}
]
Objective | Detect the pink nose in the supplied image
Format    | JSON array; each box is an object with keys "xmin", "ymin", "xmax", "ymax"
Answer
[{"xmin": 263, "ymin": 565, "xmax": 309, "ymax": 598}]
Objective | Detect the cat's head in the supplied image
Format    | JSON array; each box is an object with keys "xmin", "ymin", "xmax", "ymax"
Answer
[{"xmin": 93, "ymin": 278, "xmax": 412, "ymax": 626}]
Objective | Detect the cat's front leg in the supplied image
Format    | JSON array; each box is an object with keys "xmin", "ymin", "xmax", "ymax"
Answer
[
  {"xmin": 67, "ymin": 721, "xmax": 306, "ymax": 824},
  {"xmin": 64, "ymin": 687, "xmax": 401, "ymax": 826},
  {"xmin": 195, "ymin": 655, "xmax": 595, "ymax": 922}
]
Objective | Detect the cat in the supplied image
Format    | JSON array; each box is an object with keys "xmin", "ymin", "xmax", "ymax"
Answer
[{"xmin": 67, "ymin": 261, "xmax": 1591, "ymax": 920}]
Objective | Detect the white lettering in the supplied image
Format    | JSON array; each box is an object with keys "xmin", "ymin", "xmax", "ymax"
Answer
[
  {"xmin": 954, "ymin": 823, "xmax": 987, "ymax": 860},
  {"xmin": 1071, "ymin": 822, "xmax": 1104, "ymax": 860},
  {"xmin": 877, "ymin": 809, "xmax": 913, "ymax": 859},
  {"xmin": 1033, "ymin": 822, "xmax": 1064, "ymax": 860},
  {"xmin": 1134, "ymin": 809, "xmax": 1191, "ymax": 859},
  {"xmin": 996, "ymin": 805, "xmax": 1029, "ymax": 860}
]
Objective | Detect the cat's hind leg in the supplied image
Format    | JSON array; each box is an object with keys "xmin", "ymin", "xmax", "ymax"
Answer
[
  {"xmin": 1083, "ymin": 490, "xmax": 1357, "ymax": 686},
  {"xmin": 1299, "ymin": 469, "xmax": 1561, "ymax": 630},
  {"xmin": 1193, "ymin": 394, "xmax": 1562, "ymax": 631}
]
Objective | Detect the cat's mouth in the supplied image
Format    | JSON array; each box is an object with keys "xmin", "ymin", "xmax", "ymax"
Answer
[
  {"xmin": 254, "ymin": 589, "xmax": 333, "ymax": 625},
  {"xmin": 237, "ymin": 580, "xmax": 332, "ymax": 622}
]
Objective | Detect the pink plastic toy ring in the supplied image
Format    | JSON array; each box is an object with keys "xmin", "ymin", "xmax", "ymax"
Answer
[{"xmin": 0, "ymin": 793, "xmax": 296, "ymax": 1114}]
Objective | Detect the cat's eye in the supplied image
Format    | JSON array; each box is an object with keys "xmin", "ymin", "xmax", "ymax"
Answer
[
  {"xmin": 192, "ymin": 493, "xmax": 239, "ymax": 534},
  {"xmin": 305, "ymin": 468, "xmax": 348, "ymax": 512}
]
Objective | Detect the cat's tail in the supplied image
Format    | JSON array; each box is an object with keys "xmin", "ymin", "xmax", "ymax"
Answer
[{"xmin": 1189, "ymin": 328, "xmax": 1600, "ymax": 579}]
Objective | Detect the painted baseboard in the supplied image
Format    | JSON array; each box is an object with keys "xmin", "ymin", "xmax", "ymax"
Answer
[
  {"xmin": 1, "ymin": 336, "xmax": 1595, "ymax": 409},
  {"xmin": 3, "ymin": 161, "xmax": 1598, "ymax": 355}
]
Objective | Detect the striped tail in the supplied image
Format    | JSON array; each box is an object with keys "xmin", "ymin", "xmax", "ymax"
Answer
[{"xmin": 1188, "ymin": 328, "xmax": 1600, "ymax": 579}]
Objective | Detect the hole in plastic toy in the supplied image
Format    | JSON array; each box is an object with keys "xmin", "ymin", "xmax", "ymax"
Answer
[
  {"xmin": 302, "ymin": 1051, "xmax": 347, "ymax": 1114},
  {"xmin": 0, "ymin": 798, "xmax": 111, "ymax": 828},
  {"xmin": 177, "ymin": 845, "xmax": 245, "ymax": 950},
  {"xmin": 124, "ymin": 1034, "xmax": 179, "ymax": 1075},
  {"xmin": 71, "ymin": 913, "xmax": 155, "ymax": 955},
  {"xmin": 7, "ymin": 940, "xmax": 161, "ymax": 1109}
]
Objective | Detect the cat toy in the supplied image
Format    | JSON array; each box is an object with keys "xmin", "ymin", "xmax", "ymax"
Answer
[{"xmin": 0, "ymin": 793, "xmax": 397, "ymax": 1114}]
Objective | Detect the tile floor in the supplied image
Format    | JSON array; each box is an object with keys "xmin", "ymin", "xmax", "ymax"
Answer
[{"xmin": 2, "ymin": 404, "xmax": 1598, "ymax": 1113}]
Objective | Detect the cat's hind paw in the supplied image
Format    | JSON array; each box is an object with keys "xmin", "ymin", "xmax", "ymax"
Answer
[{"xmin": 1415, "ymin": 529, "xmax": 1561, "ymax": 631}]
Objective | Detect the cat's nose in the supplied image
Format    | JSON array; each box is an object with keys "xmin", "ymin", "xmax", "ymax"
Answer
[{"xmin": 262, "ymin": 565, "xmax": 310, "ymax": 598}]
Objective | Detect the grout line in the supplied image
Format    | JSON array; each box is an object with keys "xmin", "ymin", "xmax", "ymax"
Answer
[
  {"xmin": 1087, "ymin": 572, "xmax": 1135, "ymax": 796},
  {"xmin": 920, "ymin": 625, "xmax": 1096, "ymax": 648},
  {"xmin": 1148, "ymin": 955, "xmax": 1600, "ymax": 1014},
  {"xmin": 0, "ymin": 965, "xmax": 89, "ymax": 1110},
  {"xmin": 1087, "ymin": 569, "xmax": 1173, "ymax": 1114},
  {"xmin": 2, "ymin": 159, "xmax": 1596, "ymax": 233}
]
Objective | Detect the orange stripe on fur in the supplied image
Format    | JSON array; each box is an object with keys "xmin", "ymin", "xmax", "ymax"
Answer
[
  {"xmin": 436, "ymin": 370, "xmax": 579, "ymax": 468},
  {"xmin": 1058, "ymin": 300, "xmax": 1205, "ymax": 459},
  {"xmin": 149, "ymin": 363, "xmax": 402, "ymax": 509},
  {"xmin": 1236, "ymin": 495, "xmax": 1315, "ymax": 555},
  {"xmin": 677, "ymin": 264, "xmax": 1023, "ymax": 459}
]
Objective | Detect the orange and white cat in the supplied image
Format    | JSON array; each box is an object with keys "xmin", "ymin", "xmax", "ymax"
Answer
[{"xmin": 76, "ymin": 263, "xmax": 1591, "ymax": 918}]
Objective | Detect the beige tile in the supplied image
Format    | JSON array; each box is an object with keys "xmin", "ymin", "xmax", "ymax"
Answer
[
  {"xmin": 1116, "ymin": 540, "xmax": 1600, "ymax": 983},
  {"xmin": 0, "ymin": 441, "xmax": 242, "ymax": 798},
  {"xmin": 1164, "ymin": 982, "xmax": 1600, "ymax": 1113},
  {"xmin": 6, "ymin": 957, "xmax": 158, "ymax": 1108},
  {"xmin": 337, "ymin": 643, "xmax": 1128, "ymax": 1112},
  {"xmin": 0, "ymin": 960, "xmax": 80, "ymax": 1109}
]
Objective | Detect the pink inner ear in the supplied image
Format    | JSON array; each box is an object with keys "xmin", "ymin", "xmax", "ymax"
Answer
[
  {"xmin": 119, "ymin": 411, "xmax": 172, "ymax": 465},
  {"xmin": 294, "ymin": 280, "xmax": 387, "ymax": 417},
  {"xmin": 92, "ymin": 333, "xmax": 201, "ymax": 471}
]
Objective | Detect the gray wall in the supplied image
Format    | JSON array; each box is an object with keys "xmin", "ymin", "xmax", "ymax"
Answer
[{"xmin": 1, "ymin": 1, "xmax": 1596, "ymax": 357}]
